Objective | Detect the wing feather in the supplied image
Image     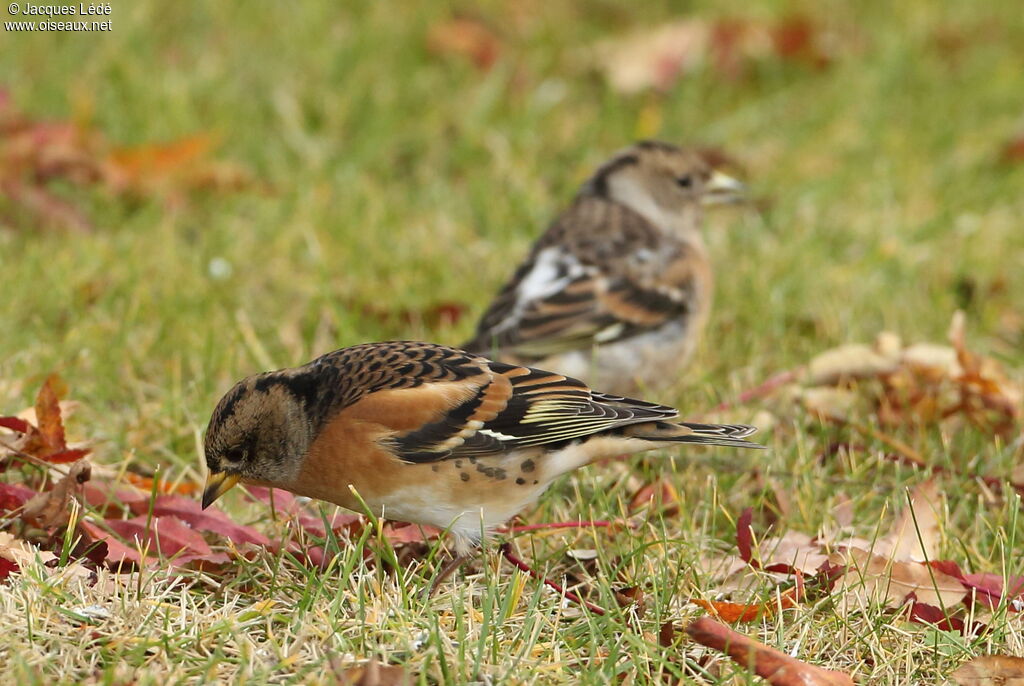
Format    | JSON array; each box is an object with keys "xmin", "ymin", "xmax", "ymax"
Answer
[
  {"xmin": 463, "ymin": 197, "xmax": 700, "ymax": 360},
  {"xmin": 321, "ymin": 342, "xmax": 681, "ymax": 465}
]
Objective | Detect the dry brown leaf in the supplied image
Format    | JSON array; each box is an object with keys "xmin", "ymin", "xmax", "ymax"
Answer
[
  {"xmin": 950, "ymin": 655, "xmax": 1024, "ymax": 685},
  {"xmin": 21, "ymin": 459, "xmax": 91, "ymax": 529},
  {"xmin": 791, "ymin": 312, "xmax": 1021, "ymax": 433},
  {"xmin": 875, "ymin": 480, "xmax": 942, "ymax": 561},
  {"xmin": 761, "ymin": 531, "xmax": 830, "ymax": 574},
  {"xmin": 806, "ymin": 343, "xmax": 900, "ymax": 386},
  {"xmin": 902, "ymin": 343, "xmax": 962, "ymax": 377},
  {"xmin": 687, "ymin": 617, "xmax": 855, "ymax": 685},
  {"xmin": 0, "ymin": 531, "xmax": 90, "ymax": 580},
  {"xmin": 800, "ymin": 386, "xmax": 860, "ymax": 421},
  {"xmin": 830, "ymin": 547, "xmax": 966, "ymax": 609},
  {"xmin": 593, "ymin": 20, "xmax": 709, "ymax": 93},
  {"xmin": 832, "ymin": 493, "xmax": 855, "ymax": 529},
  {"xmin": 0, "ymin": 531, "xmax": 56, "ymax": 568},
  {"xmin": 333, "ymin": 659, "xmax": 411, "ymax": 686}
]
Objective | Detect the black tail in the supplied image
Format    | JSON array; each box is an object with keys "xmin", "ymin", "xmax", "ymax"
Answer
[{"xmin": 623, "ymin": 421, "xmax": 765, "ymax": 449}]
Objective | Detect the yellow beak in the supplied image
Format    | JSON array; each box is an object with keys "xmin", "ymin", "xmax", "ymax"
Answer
[
  {"xmin": 703, "ymin": 170, "xmax": 746, "ymax": 205},
  {"xmin": 202, "ymin": 471, "xmax": 241, "ymax": 510}
]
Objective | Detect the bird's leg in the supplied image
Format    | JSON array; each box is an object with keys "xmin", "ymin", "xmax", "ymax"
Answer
[{"xmin": 427, "ymin": 550, "xmax": 471, "ymax": 596}]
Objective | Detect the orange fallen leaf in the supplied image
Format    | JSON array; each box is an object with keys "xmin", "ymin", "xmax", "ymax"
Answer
[
  {"xmin": 124, "ymin": 472, "xmax": 200, "ymax": 496},
  {"xmin": 106, "ymin": 133, "xmax": 216, "ymax": 192},
  {"xmin": 426, "ymin": 18, "xmax": 501, "ymax": 71},
  {"xmin": 692, "ymin": 588, "xmax": 798, "ymax": 623}
]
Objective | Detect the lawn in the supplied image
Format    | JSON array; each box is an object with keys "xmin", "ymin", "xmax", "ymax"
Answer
[{"xmin": 1, "ymin": 1, "xmax": 1023, "ymax": 683}]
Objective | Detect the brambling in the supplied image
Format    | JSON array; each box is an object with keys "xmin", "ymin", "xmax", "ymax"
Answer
[
  {"xmin": 202, "ymin": 341, "xmax": 761, "ymax": 554},
  {"xmin": 463, "ymin": 141, "xmax": 745, "ymax": 396}
]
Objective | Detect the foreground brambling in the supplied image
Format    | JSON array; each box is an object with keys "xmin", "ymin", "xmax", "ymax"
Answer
[
  {"xmin": 202, "ymin": 341, "xmax": 761, "ymax": 553},
  {"xmin": 463, "ymin": 141, "xmax": 745, "ymax": 396}
]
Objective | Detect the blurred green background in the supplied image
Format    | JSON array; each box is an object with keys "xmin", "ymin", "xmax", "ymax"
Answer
[
  {"xmin": 2, "ymin": 0, "xmax": 1022, "ymax": 475},
  {"xmin": 3, "ymin": 3, "xmax": 1024, "ymax": 683}
]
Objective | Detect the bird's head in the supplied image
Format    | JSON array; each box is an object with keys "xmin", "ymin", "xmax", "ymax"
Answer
[
  {"xmin": 201, "ymin": 372, "xmax": 315, "ymax": 509},
  {"xmin": 585, "ymin": 140, "xmax": 745, "ymax": 232}
]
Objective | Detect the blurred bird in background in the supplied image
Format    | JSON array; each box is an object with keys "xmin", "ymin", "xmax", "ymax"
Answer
[{"xmin": 463, "ymin": 141, "xmax": 745, "ymax": 396}]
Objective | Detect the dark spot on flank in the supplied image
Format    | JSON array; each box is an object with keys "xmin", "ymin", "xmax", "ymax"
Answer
[
  {"xmin": 516, "ymin": 478, "xmax": 526, "ymax": 485},
  {"xmin": 431, "ymin": 465, "xmax": 439, "ymax": 472},
  {"xmin": 533, "ymin": 480, "xmax": 538, "ymax": 485},
  {"xmin": 454, "ymin": 460, "xmax": 462, "ymax": 468},
  {"xmin": 460, "ymin": 472, "xmax": 470, "ymax": 482},
  {"xmin": 520, "ymin": 459, "xmax": 535, "ymax": 473},
  {"xmin": 469, "ymin": 457, "xmax": 477, "ymax": 464},
  {"xmin": 493, "ymin": 469, "xmax": 507, "ymax": 480}
]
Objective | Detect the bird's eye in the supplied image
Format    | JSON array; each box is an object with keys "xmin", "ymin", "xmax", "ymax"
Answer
[
  {"xmin": 676, "ymin": 175, "xmax": 694, "ymax": 188},
  {"xmin": 224, "ymin": 448, "xmax": 248, "ymax": 464}
]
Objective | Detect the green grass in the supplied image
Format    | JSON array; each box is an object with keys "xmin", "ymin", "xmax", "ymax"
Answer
[{"xmin": 2, "ymin": 0, "xmax": 1023, "ymax": 683}]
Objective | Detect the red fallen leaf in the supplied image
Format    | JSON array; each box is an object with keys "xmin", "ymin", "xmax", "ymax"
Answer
[
  {"xmin": 964, "ymin": 573, "xmax": 1024, "ymax": 605},
  {"xmin": 298, "ymin": 511, "xmax": 365, "ymax": 539},
  {"xmin": 104, "ymin": 515, "xmax": 212, "ymax": 559},
  {"xmin": 173, "ymin": 551, "xmax": 232, "ymax": 569},
  {"xmin": 60, "ymin": 533, "xmax": 109, "ymax": 569},
  {"xmin": 81, "ymin": 482, "xmax": 150, "ymax": 512},
  {"xmin": 0, "ymin": 557, "xmax": 18, "ymax": 580},
  {"xmin": 928, "ymin": 560, "xmax": 1024, "ymax": 609},
  {"xmin": 43, "ymin": 448, "xmax": 91, "ymax": 464},
  {"xmin": 0, "ymin": 417, "xmax": 32, "ymax": 434},
  {"xmin": 83, "ymin": 515, "xmax": 223, "ymax": 568},
  {"xmin": 658, "ymin": 620, "xmax": 677, "ymax": 647},
  {"xmin": 244, "ymin": 486, "xmax": 302, "ymax": 512},
  {"xmin": 355, "ymin": 300, "xmax": 468, "ymax": 329},
  {"xmin": 426, "ymin": 17, "xmax": 501, "ymax": 71},
  {"xmin": 909, "ymin": 602, "xmax": 967, "ymax": 633},
  {"xmin": 771, "ymin": 15, "xmax": 831, "ymax": 68},
  {"xmin": 708, "ymin": 19, "xmax": 748, "ymax": 80},
  {"xmin": 285, "ymin": 541, "xmax": 330, "ymax": 570},
  {"xmin": 244, "ymin": 486, "xmax": 364, "ymax": 538},
  {"xmin": 128, "ymin": 495, "xmax": 270, "ymax": 547},
  {"xmin": 951, "ymin": 655, "xmax": 1024, "ymax": 685},
  {"xmin": 382, "ymin": 522, "xmax": 441, "ymax": 546},
  {"xmin": 686, "ymin": 617, "xmax": 855, "ymax": 686},
  {"xmin": 1001, "ymin": 136, "xmax": 1024, "ymax": 165},
  {"xmin": 0, "ymin": 482, "xmax": 35, "ymax": 511},
  {"xmin": 78, "ymin": 519, "xmax": 153, "ymax": 568},
  {"xmin": 736, "ymin": 507, "xmax": 754, "ymax": 564},
  {"xmin": 425, "ymin": 301, "xmax": 467, "ymax": 328}
]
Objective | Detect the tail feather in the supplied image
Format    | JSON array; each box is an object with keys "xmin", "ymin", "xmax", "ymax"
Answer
[{"xmin": 622, "ymin": 420, "xmax": 765, "ymax": 449}]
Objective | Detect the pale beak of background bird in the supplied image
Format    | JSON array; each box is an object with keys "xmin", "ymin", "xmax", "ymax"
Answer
[
  {"xmin": 202, "ymin": 471, "xmax": 241, "ymax": 509},
  {"xmin": 703, "ymin": 170, "xmax": 747, "ymax": 205}
]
